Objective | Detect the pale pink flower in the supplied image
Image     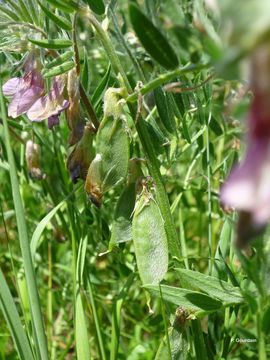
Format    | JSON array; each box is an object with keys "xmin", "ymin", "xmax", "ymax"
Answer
[
  {"xmin": 27, "ymin": 76, "xmax": 69, "ymax": 127},
  {"xmin": 221, "ymin": 46, "xmax": 270, "ymax": 244},
  {"xmin": 3, "ymin": 53, "xmax": 44, "ymax": 118}
]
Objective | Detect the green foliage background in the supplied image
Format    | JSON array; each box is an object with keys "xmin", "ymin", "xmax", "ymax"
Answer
[{"xmin": 0, "ymin": 0, "xmax": 270, "ymax": 359}]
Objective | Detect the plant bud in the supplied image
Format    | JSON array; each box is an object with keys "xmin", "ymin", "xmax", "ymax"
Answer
[
  {"xmin": 85, "ymin": 154, "xmax": 103, "ymax": 208},
  {"xmin": 25, "ymin": 140, "xmax": 45, "ymax": 180},
  {"xmin": 103, "ymin": 87, "xmax": 124, "ymax": 119},
  {"xmin": 66, "ymin": 68, "xmax": 85, "ymax": 145},
  {"xmin": 132, "ymin": 184, "xmax": 168, "ymax": 284},
  {"xmin": 67, "ymin": 123, "xmax": 95, "ymax": 183}
]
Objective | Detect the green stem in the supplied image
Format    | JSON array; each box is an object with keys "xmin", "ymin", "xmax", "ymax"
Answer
[
  {"xmin": 191, "ymin": 320, "xmax": 208, "ymax": 360},
  {"xmin": 87, "ymin": 276, "xmax": 107, "ymax": 360},
  {"xmin": 84, "ymin": 9, "xmax": 181, "ymax": 257},
  {"xmin": 84, "ymin": 9, "xmax": 132, "ymax": 93},
  {"xmin": 0, "ymin": 20, "xmax": 47, "ymax": 37},
  {"xmin": 126, "ymin": 63, "xmax": 209, "ymax": 103},
  {"xmin": 206, "ymin": 111, "xmax": 214, "ymax": 274},
  {"xmin": 47, "ymin": 242, "xmax": 53, "ymax": 355},
  {"xmin": 108, "ymin": 6, "xmax": 146, "ymax": 82},
  {"xmin": 179, "ymin": 206, "xmax": 189, "ymax": 269},
  {"xmin": 257, "ymin": 307, "xmax": 266, "ymax": 360},
  {"xmin": 0, "ymin": 77, "xmax": 49, "ymax": 359}
]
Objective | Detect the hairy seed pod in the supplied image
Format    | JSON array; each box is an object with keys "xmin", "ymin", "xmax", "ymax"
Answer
[
  {"xmin": 85, "ymin": 115, "xmax": 130, "ymax": 206},
  {"xmin": 132, "ymin": 188, "xmax": 168, "ymax": 284}
]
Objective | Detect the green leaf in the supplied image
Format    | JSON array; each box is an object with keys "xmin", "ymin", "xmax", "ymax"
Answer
[
  {"xmin": 193, "ymin": 0, "xmax": 221, "ymax": 46},
  {"xmin": 176, "ymin": 268, "xmax": 244, "ymax": 306},
  {"xmin": 42, "ymin": 60, "xmax": 75, "ymax": 78},
  {"xmin": 45, "ymin": 51, "xmax": 74, "ymax": 69},
  {"xmin": 144, "ymin": 120, "xmax": 169, "ymax": 156},
  {"xmin": 75, "ymin": 236, "xmax": 90, "ymax": 360},
  {"xmin": 75, "ymin": 292, "xmax": 91, "ymax": 360},
  {"xmin": 83, "ymin": 0, "xmax": 105, "ymax": 15},
  {"xmin": 38, "ymin": 1, "xmax": 72, "ymax": 31},
  {"xmin": 30, "ymin": 201, "xmax": 66, "ymax": 258},
  {"xmin": 209, "ymin": 116, "xmax": 223, "ymax": 136},
  {"xmin": 91, "ymin": 64, "xmax": 111, "ymax": 108},
  {"xmin": 145, "ymin": 284, "xmax": 222, "ymax": 317},
  {"xmin": 0, "ymin": 5, "xmax": 19, "ymax": 21},
  {"xmin": 0, "ymin": 268, "xmax": 34, "ymax": 360},
  {"xmin": 28, "ymin": 38, "xmax": 73, "ymax": 49},
  {"xmin": 154, "ymin": 87, "xmax": 176, "ymax": 134},
  {"xmin": 129, "ymin": 4, "xmax": 179, "ymax": 69},
  {"xmin": 46, "ymin": 0, "xmax": 78, "ymax": 13},
  {"xmin": 18, "ymin": 0, "xmax": 33, "ymax": 23}
]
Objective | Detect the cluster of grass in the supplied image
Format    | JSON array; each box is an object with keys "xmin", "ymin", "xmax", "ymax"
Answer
[{"xmin": 0, "ymin": 0, "xmax": 270, "ymax": 359}]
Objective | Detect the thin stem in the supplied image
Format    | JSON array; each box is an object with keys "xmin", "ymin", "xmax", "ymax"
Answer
[
  {"xmin": 87, "ymin": 276, "xmax": 107, "ymax": 360},
  {"xmin": 108, "ymin": 6, "xmax": 146, "ymax": 82},
  {"xmin": 0, "ymin": 21, "xmax": 47, "ymax": 37},
  {"xmin": 179, "ymin": 206, "xmax": 189, "ymax": 269},
  {"xmin": 79, "ymin": 84, "xmax": 99, "ymax": 130},
  {"xmin": 257, "ymin": 306, "xmax": 266, "ymax": 360},
  {"xmin": 206, "ymin": 111, "xmax": 214, "ymax": 274},
  {"xmin": 83, "ymin": 8, "xmax": 132, "ymax": 93},
  {"xmin": 159, "ymin": 285, "xmax": 172, "ymax": 359},
  {"xmin": 0, "ymin": 76, "xmax": 49, "ymax": 359},
  {"xmin": 126, "ymin": 63, "xmax": 209, "ymax": 103},
  {"xmin": 72, "ymin": 13, "xmax": 81, "ymax": 76},
  {"xmin": 47, "ymin": 242, "xmax": 53, "ymax": 355}
]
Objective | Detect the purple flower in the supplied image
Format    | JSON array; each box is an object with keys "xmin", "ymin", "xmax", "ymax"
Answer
[
  {"xmin": 221, "ymin": 135, "xmax": 270, "ymax": 225},
  {"xmin": 220, "ymin": 46, "xmax": 270, "ymax": 245},
  {"xmin": 3, "ymin": 53, "xmax": 44, "ymax": 118},
  {"xmin": 27, "ymin": 76, "xmax": 69, "ymax": 127}
]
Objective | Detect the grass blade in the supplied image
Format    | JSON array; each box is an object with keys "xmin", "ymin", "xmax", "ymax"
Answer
[
  {"xmin": 0, "ymin": 78, "xmax": 49, "ymax": 359},
  {"xmin": 0, "ymin": 268, "xmax": 34, "ymax": 360}
]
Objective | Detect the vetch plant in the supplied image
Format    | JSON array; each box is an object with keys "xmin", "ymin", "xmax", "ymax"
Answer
[{"xmin": 0, "ymin": 1, "xmax": 270, "ymax": 360}]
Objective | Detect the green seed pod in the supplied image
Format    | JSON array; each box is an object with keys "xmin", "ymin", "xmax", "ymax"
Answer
[
  {"xmin": 132, "ymin": 187, "xmax": 168, "ymax": 285},
  {"xmin": 96, "ymin": 115, "xmax": 130, "ymax": 191},
  {"xmin": 85, "ymin": 115, "xmax": 130, "ymax": 206}
]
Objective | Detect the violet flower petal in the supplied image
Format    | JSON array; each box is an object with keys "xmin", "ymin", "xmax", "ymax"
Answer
[
  {"xmin": 221, "ymin": 138, "xmax": 270, "ymax": 225},
  {"xmin": 48, "ymin": 115, "xmax": 60, "ymax": 129},
  {"xmin": 8, "ymin": 86, "xmax": 44, "ymax": 118},
  {"xmin": 2, "ymin": 77, "xmax": 21, "ymax": 96},
  {"xmin": 27, "ymin": 76, "xmax": 69, "ymax": 122}
]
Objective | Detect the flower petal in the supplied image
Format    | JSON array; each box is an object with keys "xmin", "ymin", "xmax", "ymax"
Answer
[
  {"xmin": 48, "ymin": 115, "xmax": 60, "ymax": 129},
  {"xmin": 27, "ymin": 95, "xmax": 69, "ymax": 121},
  {"xmin": 3, "ymin": 78, "xmax": 21, "ymax": 96},
  {"xmin": 8, "ymin": 86, "xmax": 43, "ymax": 118},
  {"xmin": 221, "ymin": 138, "xmax": 270, "ymax": 224},
  {"xmin": 27, "ymin": 76, "xmax": 69, "ymax": 122}
]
